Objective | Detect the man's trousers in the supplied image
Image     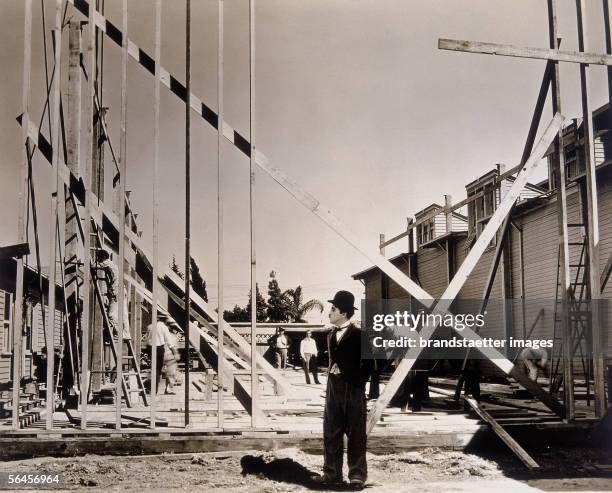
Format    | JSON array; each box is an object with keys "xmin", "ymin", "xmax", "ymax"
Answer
[
  {"xmin": 302, "ymin": 354, "xmax": 320, "ymax": 384},
  {"xmin": 323, "ymin": 373, "xmax": 367, "ymax": 482},
  {"xmin": 274, "ymin": 348, "xmax": 288, "ymax": 369}
]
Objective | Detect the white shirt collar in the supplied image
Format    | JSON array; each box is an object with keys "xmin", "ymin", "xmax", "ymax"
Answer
[{"xmin": 335, "ymin": 320, "xmax": 351, "ymax": 342}]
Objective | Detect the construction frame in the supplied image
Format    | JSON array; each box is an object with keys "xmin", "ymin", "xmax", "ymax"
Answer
[{"xmin": 1, "ymin": 0, "xmax": 610, "ymax": 466}]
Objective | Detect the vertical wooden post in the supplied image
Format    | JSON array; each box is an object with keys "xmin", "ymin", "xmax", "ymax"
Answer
[
  {"xmin": 81, "ymin": 0, "xmax": 97, "ymax": 430},
  {"xmin": 444, "ymin": 195, "xmax": 452, "ymax": 234},
  {"xmin": 603, "ymin": 0, "xmax": 612, "ymax": 104},
  {"xmin": 66, "ymin": 20, "xmax": 82, "ymax": 396},
  {"xmin": 501, "ymin": 230, "xmax": 514, "ymax": 353},
  {"xmin": 249, "ymin": 0, "xmax": 260, "ymax": 427},
  {"xmin": 115, "ymin": 0, "xmax": 129, "ymax": 430},
  {"xmin": 184, "ymin": 0, "xmax": 192, "ymax": 427},
  {"xmin": 45, "ymin": 0, "xmax": 64, "ymax": 431},
  {"xmin": 151, "ymin": 0, "xmax": 162, "ymax": 430},
  {"xmin": 13, "ymin": 0, "xmax": 32, "ymax": 431},
  {"xmin": 575, "ymin": 0, "xmax": 605, "ymax": 417},
  {"xmin": 444, "ymin": 195, "xmax": 453, "ymax": 284},
  {"xmin": 548, "ymin": 0, "xmax": 574, "ymax": 419},
  {"xmin": 407, "ymin": 218, "xmax": 414, "ymax": 254},
  {"xmin": 217, "ymin": 0, "xmax": 225, "ymax": 430},
  {"xmin": 379, "ymin": 234, "xmax": 385, "ymax": 256}
]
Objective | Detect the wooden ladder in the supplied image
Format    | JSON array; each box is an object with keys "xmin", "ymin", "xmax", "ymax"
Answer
[{"xmin": 91, "ymin": 272, "xmax": 149, "ymax": 408}]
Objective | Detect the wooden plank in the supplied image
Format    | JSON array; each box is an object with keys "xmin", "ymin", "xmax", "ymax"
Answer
[
  {"xmin": 248, "ymin": 0, "xmax": 259, "ymax": 429},
  {"xmin": 576, "ymin": 0, "xmax": 605, "ymax": 418},
  {"xmin": 45, "ymin": 0, "xmax": 64, "ymax": 431},
  {"xmin": 151, "ymin": 0, "xmax": 162, "ymax": 431},
  {"xmin": 13, "ymin": 0, "xmax": 33, "ymax": 431},
  {"xmin": 184, "ymin": 0, "xmax": 192, "ymax": 428},
  {"xmin": 438, "ymin": 38, "xmax": 612, "ymax": 66},
  {"xmin": 66, "ymin": 20, "xmax": 83, "ymax": 394},
  {"xmin": 366, "ymin": 115, "xmax": 565, "ymax": 435},
  {"xmin": 547, "ymin": 0, "xmax": 574, "ymax": 420},
  {"xmin": 217, "ymin": 0, "xmax": 225, "ymax": 430},
  {"xmin": 464, "ymin": 396, "xmax": 539, "ymax": 469},
  {"xmin": 80, "ymin": 0, "xmax": 97, "ymax": 430},
  {"xmin": 115, "ymin": 0, "xmax": 129, "ymax": 430},
  {"xmin": 430, "ymin": 386, "xmax": 539, "ymax": 469}
]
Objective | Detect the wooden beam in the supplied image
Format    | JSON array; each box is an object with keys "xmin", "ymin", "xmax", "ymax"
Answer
[
  {"xmin": 183, "ymin": 0, "xmax": 192, "ymax": 428},
  {"xmin": 115, "ymin": 0, "xmax": 129, "ymax": 430},
  {"xmin": 603, "ymin": 0, "xmax": 612, "ymax": 104},
  {"xmin": 438, "ymin": 38, "xmax": 612, "ymax": 66},
  {"xmin": 464, "ymin": 396, "xmax": 539, "ymax": 469},
  {"xmin": 366, "ymin": 114, "xmax": 565, "ymax": 434},
  {"xmin": 248, "ymin": 0, "xmax": 260, "ymax": 428},
  {"xmin": 431, "ymin": 386, "xmax": 539, "ymax": 469},
  {"xmin": 66, "ymin": 20, "xmax": 84, "ymax": 393},
  {"xmin": 13, "ymin": 0, "xmax": 32, "ymax": 431},
  {"xmin": 576, "ymin": 0, "xmax": 605, "ymax": 417},
  {"xmin": 45, "ymin": 0, "xmax": 64, "ymax": 431},
  {"xmin": 80, "ymin": 0, "xmax": 97, "ymax": 430},
  {"xmin": 548, "ymin": 0, "xmax": 574, "ymax": 420},
  {"xmin": 151, "ymin": 0, "xmax": 162, "ymax": 431},
  {"xmin": 217, "ymin": 0, "xmax": 225, "ymax": 430}
]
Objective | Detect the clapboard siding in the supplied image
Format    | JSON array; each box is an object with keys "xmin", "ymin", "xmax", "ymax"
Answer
[
  {"xmin": 387, "ymin": 262, "xmax": 412, "ymax": 299},
  {"xmin": 416, "ymin": 247, "xmax": 447, "ymax": 299},
  {"xmin": 365, "ymin": 272, "xmax": 382, "ymax": 301}
]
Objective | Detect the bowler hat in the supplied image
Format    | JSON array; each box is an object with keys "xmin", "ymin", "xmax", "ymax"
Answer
[{"xmin": 328, "ymin": 290, "xmax": 358, "ymax": 314}]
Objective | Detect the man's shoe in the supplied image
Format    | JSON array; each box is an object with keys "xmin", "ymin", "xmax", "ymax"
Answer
[
  {"xmin": 348, "ymin": 478, "xmax": 366, "ymax": 490},
  {"xmin": 310, "ymin": 474, "xmax": 342, "ymax": 486}
]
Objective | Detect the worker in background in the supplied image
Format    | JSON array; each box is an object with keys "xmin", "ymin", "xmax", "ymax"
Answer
[
  {"xmin": 96, "ymin": 249, "xmax": 131, "ymax": 341},
  {"xmin": 312, "ymin": 290, "xmax": 372, "ymax": 490},
  {"xmin": 146, "ymin": 317, "xmax": 178, "ymax": 394},
  {"xmin": 162, "ymin": 326, "xmax": 181, "ymax": 395},
  {"xmin": 274, "ymin": 327, "xmax": 289, "ymax": 369},
  {"xmin": 520, "ymin": 347, "xmax": 549, "ymax": 381},
  {"xmin": 300, "ymin": 330, "xmax": 320, "ymax": 384}
]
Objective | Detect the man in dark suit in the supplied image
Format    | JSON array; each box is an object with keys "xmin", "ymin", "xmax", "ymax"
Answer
[{"xmin": 312, "ymin": 291, "xmax": 373, "ymax": 490}]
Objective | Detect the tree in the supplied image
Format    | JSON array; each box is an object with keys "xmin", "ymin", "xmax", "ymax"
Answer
[
  {"xmin": 246, "ymin": 283, "xmax": 268, "ymax": 322},
  {"xmin": 170, "ymin": 255, "xmax": 184, "ymax": 280},
  {"xmin": 189, "ymin": 256, "xmax": 208, "ymax": 302},
  {"xmin": 283, "ymin": 286, "xmax": 324, "ymax": 323},
  {"xmin": 222, "ymin": 284, "xmax": 268, "ymax": 323},
  {"xmin": 266, "ymin": 271, "xmax": 289, "ymax": 322},
  {"xmin": 223, "ymin": 304, "xmax": 249, "ymax": 322}
]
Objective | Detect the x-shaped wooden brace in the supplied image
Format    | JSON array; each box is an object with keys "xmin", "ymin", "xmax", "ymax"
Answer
[{"xmin": 364, "ymin": 113, "xmax": 565, "ymax": 433}]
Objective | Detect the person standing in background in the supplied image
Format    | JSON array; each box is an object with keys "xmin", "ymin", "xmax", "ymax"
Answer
[
  {"xmin": 300, "ymin": 330, "xmax": 320, "ymax": 384},
  {"xmin": 274, "ymin": 327, "xmax": 289, "ymax": 369}
]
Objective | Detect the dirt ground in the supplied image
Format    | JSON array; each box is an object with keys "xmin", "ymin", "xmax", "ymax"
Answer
[{"xmin": 1, "ymin": 446, "xmax": 611, "ymax": 492}]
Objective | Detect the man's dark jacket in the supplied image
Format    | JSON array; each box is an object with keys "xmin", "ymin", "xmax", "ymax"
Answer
[{"xmin": 327, "ymin": 324, "xmax": 374, "ymax": 390}]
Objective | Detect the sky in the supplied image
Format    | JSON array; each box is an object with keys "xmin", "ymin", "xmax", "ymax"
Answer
[{"xmin": 1, "ymin": 0, "xmax": 611, "ymax": 323}]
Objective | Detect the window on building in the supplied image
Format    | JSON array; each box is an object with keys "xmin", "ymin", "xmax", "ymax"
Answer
[{"xmin": 467, "ymin": 183, "xmax": 497, "ymax": 248}]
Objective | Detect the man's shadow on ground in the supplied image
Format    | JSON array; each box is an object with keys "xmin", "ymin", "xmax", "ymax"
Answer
[{"xmin": 241, "ymin": 454, "xmax": 364, "ymax": 491}]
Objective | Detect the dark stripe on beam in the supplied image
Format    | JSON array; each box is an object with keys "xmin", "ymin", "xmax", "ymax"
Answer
[
  {"xmin": 233, "ymin": 131, "xmax": 251, "ymax": 157},
  {"xmin": 139, "ymin": 48, "xmax": 155, "ymax": 75},
  {"xmin": 38, "ymin": 133, "xmax": 53, "ymax": 163},
  {"xmin": 201, "ymin": 104, "xmax": 218, "ymax": 129},
  {"xmin": 170, "ymin": 76, "xmax": 187, "ymax": 102},
  {"xmin": 73, "ymin": 0, "xmax": 89, "ymax": 17},
  {"xmin": 106, "ymin": 20, "xmax": 122, "ymax": 46}
]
